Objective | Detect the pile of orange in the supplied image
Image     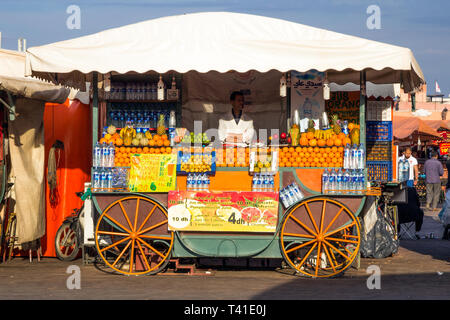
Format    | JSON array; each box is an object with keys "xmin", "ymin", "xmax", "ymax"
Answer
[
  {"xmin": 99, "ymin": 132, "xmax": 123, "ymax": 146},
  {"xmin": 114, "ymin": 146, "xmax": 174, "ymax": 167},
  {"xmin": 299, "ymin": 131, "xmax": 351, "ymax": 148},
  {"xmin": 279, "ymin": 146, "xmax": 344, "ymax": 168},
  {"xmin": 99, "ymin": 132, "xmax": 170, "ymax": 148},
  {"xmin": 215, "ymin": 147, "xmax": 250, "ymax": 167},
  {"xmin": 148, "ymin": 134, "xmax": 171, "ymax": 147}
]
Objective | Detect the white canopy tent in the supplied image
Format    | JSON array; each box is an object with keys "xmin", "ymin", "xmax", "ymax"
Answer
[
  {"xmin": 25, "ymin": 12, "xmax": 425, "ymax": 92},
  {"xmin": 330, "ymin": 82, "xmax": 401, "ymax": 99}
]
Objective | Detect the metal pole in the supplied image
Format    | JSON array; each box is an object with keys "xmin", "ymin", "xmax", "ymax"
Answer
[
  {"xmin": 360, "ymin": 70, "xmax": 367, "ymax": 184},
  {"xmin": 92, "ymin": 72, "xmax": 99, "ymax": 150},
  {"xmin": 411, "ymin": 93, "xmax": 416, "ymax": 112}
]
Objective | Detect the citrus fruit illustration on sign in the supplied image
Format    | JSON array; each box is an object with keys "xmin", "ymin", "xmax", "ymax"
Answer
[
  {"xmin": 241, "ymin": 207, "xmax": 262, "ymax": 225},
  {"xmin": 261, "ymin": 210, "xmax": 277, "ymax": 226}
]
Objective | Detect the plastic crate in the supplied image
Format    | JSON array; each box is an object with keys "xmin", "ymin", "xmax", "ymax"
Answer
[
  {"xmin": 367, "ymin": 161, "xmax": 392, "ymax": 182},
  {"xmin": 366, "ymin": 121, "xmax": 392, "ymax": 141},
  {"xmin": 367, "ymin": 141, "xmax": 392, "ymax": 162},
  {"xmin": 176, "ymin": 150, "xmax": 216, "ymax": 175}
]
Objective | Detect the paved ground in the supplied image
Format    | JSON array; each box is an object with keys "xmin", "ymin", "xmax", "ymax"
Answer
[{"xmin": 0, "ymin": 209, "xmax": 449, "ymax": 300}]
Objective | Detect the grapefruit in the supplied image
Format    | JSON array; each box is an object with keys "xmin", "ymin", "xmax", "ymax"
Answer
[{"xmin": 241, "ymin": 207, "xmax": 262, "ymax": 224}]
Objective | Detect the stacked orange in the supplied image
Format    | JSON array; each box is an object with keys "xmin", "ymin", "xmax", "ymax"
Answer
[
  {"xmin": 279, "ymin": 146, "xmax": 344, "ymax": 168},
  {"xmin": 215, "ymin": 147, "xmax": 250, "ymax": 167},
  {"xmin": 114, "ymin": 146, "xmax": 174, "ymax": 167},
  {"xmin": 299, "ymin": 131, "xmax": 351, "ymax": 148},
  {"xmin": 99, "ymin": 132, "xmax": 123, "ymax": 146},
  {"xmin": 148, "ymin": 134, "xmax": 171, "ymax": 147}
]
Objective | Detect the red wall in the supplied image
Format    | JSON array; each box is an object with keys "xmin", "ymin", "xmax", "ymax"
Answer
[{"xmin": 41, "ymin": 99, "xmax": 91, "ymax": 257}]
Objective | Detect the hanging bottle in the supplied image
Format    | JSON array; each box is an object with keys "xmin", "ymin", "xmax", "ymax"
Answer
[{"xmin": 157, "ymin": 75, "xmax": 165, "ymax": 101}]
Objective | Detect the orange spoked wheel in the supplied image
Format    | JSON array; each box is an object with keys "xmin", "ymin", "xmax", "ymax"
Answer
[
  {"xmin": 280, "ymin": 197, "xmax": 360, "ymax": 278},
  {"xmin": 95, "ymin": 196, "xmax": 174, "ymax": 276}
]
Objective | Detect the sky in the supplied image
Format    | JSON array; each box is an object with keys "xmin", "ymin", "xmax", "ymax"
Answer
[{"xmin": 0, "ymin": 0, "xmax": 449, "ymax": 95}]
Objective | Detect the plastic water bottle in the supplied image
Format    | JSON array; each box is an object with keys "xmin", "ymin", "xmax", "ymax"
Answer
[
  {"xmin": 359, "ymin": 170, "xmax": 365, "ymax": 194},
  {"xmin": 101, "ymin": 143, "xmax": 108, "ymax": 167},
  {"xmin": 93, "ymin": 142, "xmax": 101, "ymax": 167},
  {"xmin": 255, "ymin": 174, "xmax": 262, "ymax": 192},
  {"xmin": 107, "ymin": 168, "xmax": 113, "ymax": 190},
  {"xmin": 351, "ymin": 170, "xmax": 358, "ymax": 194},
  {"xmin": 252, "ymin": 174, "xmax": 258, "ymax": 192},
  {"xmin": 343, "ymin": 170, "xmax": 350, "ymax": 194},
  {"xmin": 329, "ymin": 169, "xmax": 336, "ymax": 194},
  {"xmin": 282, "ymin": 189, "xmax": 292, "ymax": 207},
  {"xmin": 109, "ymin": 142, "xmax": 115, "ymax": 167},
  {"xmin": 204, "ymin": 174, "xmax": 210, "ymax": 191},
  {"xmin": 261, "ymin": 174, "xmax": 268, "ymax": 192},
  {"xmin": 280, "ymin": 190, "xmax": 290, "ymax": 208},
  {"xmin": 337, "ymin": 168, "xmax": 343, "ymax": 193},
  {"xmin": 187, "ymin": 174, "xmax": 193, "ymax": 191},
  {"xmin": 403, "ymin": 158, "xmax": 410, "ymax": 182},
  {"xmin": 398, "ymin": 159, "xmax": 405, "ymax": 182},
  {"xmin": 357, "ymin": 144, "xmax": 365, "ymax": 170},
  {"xmin": 322, "ymin": 169, "xmax": 329, "ymax": 194},
  {"xmin": 344, "ymin": 144, "xmax": 350, "ymax": 169},
  {"xmin": 201, "ymin": 174, "xmax": 207, "ymax": 191},
  {"xmin": 288, "ymin": 185, "xmax": 299, "ymax": 203},
  {"xmin": 169, "ymin": 110, "xmax": 176, "ymax": 146},
  {"xmin": 292, "ymin": 183, "xmax": 304, "ymax": 201},
  {"xmin": 269, "ymin": 175, "xmax": 275, "ymax": 192},
  {"xmin": 196, "ymin": 174, "xmax": 203, "ymax": 191},
  {"xmin": 350, "ymin": 144, "xmax": 358, "ymax": 169},
  {"xmin": 93, "ymin": 168, "xmax": 100, "ymax": 189},
  {"xmin": 100, "ymin": 168, "xmax": 107, "ymax": 190}
]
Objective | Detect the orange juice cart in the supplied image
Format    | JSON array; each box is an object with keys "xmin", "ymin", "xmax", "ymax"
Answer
[{"xmin": 24, "ymin": 12, "xmax": 425, "ymax": 277}]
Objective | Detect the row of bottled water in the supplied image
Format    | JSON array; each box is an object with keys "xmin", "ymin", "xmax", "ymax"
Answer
[
  {"xmin": 106, "ymin": 82, "xmax": 160, "ymax": 101},
  {"xmin": 322, "ymin": 168, "xmax": 365, "ymax": 194},
  {"xmin": 280, "ymin": 183, "xmax": 304, "ymax": 208},
  {"xmin": 252, "ymin": 174, "xmax": 275, "ymax": 192},
  {"xmin": 108, "ymin": 108, "xmax": 172, "ymax": 129},
  {"xmin": 398, "ymin": 158, "xmax": 410, "ymax": 182},
  {"xmin": 93, "ymin": 142, "xmax": 116, "ymax": 168},
  {"xmin": 92, "ymin": 167, "xmax": 113, "ymax": 190},
  {"xmin": 187, "ymin": 174, "xmax": 210, "ymax": 191},
  {"xmin": 343, "ymin": 144, "xmax": 365, "ymax": 170}
]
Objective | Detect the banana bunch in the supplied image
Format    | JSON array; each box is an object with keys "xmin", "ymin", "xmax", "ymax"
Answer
[{"xmin": 314, "ymin": 129, "xmax": 334, "ymax": 140}]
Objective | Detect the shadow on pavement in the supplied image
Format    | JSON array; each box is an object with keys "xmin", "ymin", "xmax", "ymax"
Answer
[{"xmin": 250, "ymin": 270, "xmax": 450, "ymax": 300}]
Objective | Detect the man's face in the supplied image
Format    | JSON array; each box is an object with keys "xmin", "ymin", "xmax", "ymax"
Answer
[
  {"xmin": 231, "ymin": 95, "xmax": 244, "ymax": 111},
  {"xmin": 405, "ymin": 149, "xmax": 412, "ymax": 159}
]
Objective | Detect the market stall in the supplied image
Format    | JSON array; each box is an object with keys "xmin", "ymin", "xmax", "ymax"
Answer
[{"xmin": 26, "ymin": 12, "xmax": 425, "ymax": 277}]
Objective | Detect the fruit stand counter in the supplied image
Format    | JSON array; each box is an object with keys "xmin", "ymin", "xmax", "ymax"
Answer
[{"xmin": 91, "ymin": 165, "xmax": 365, "ymax": 277}]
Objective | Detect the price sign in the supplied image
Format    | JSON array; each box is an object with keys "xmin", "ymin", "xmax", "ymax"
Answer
[
  {"xmin": 168, "ymin": 191, "xmax": 279, "ymax": 233},
  {"xmin": 128, "ymin": 154, "xmax": 177, "ymax": 192}
]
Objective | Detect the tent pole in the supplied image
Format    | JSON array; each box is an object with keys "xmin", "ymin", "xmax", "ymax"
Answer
[
  {"xmin": 360, "ymin": 70, "xmax": 367, "ymax": 183},
  {"xmin": 92, "ymin": 72, "xmax": 99, "ymax": 151}
]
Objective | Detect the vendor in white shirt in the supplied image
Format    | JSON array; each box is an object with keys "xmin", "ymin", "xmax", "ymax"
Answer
[{"xmin": 218, "ymin": 91, "xmax": 255, "ymax": 144}]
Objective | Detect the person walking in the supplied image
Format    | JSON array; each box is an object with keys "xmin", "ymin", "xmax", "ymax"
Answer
[{"xmin": 423, "ymin": 151, "xmax": 444, "ymax": 211}]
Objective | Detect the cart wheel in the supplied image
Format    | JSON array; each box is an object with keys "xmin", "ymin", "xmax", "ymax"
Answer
[
  {"xmin": 280, "ymin": 197, "xmax": 360, "ymax": 278},
  {"xmin": 95, "ymin": 196, "xmax": 174, "ymax": 276},
  {"xmin": 55, "ymin": 222, "xmax": 80, "ymax": 261}
]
